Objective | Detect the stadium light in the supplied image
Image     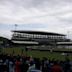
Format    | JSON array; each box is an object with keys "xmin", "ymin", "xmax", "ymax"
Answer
[{"xmin": 15, "ymin": 24, "xmax": 18, "ymax": 30}]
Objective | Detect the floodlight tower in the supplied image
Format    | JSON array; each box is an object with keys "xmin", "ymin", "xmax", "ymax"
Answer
[
  {"xmin": 67, "ymin": 31, "xmax": 69, "ymax": 39},
  {"xmin": 15, "ymin": 24, "xmax": 18, "ymax": 31},
  {"xmin": 67, "ymin": 30, "xmax": 70, "ymax": 56}
]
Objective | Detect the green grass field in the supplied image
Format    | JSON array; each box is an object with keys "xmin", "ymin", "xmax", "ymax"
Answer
[{"xmin": 0, "ymin": 47, "xmax": 72, "ymax": 61}]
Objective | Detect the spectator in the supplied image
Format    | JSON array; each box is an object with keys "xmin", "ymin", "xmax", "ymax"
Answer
[
  {"xmin": 27, "ymin": 61, "xmax": 35, "ymax": 72},
  {"xmin": 64, "ymin": 58, "xmax": 71, "ymax": 72},
  {"xmin": 51, "ymin": 61, "xmax": 63, "ymax": 72},
  {"xmin": 15, "ymin": 59, "xmax": 21, "ymax": 72},
  {"xmin": 0, "ymin": 53, "xmax": 72, "ymax": 72},
  {"xmin": 9, "ymin": 60, "xmax": 15, "ymax": 72}
]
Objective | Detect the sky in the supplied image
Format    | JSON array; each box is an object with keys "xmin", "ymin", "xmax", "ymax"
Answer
[{"xmin": 0, "ymin": 0, "xmax": 72, "ymax": 39}]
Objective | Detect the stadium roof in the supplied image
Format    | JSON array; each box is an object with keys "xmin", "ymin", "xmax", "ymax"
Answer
[{"xmin": 12, "ymin": 30, "xmax": 65, "ymax": 36}]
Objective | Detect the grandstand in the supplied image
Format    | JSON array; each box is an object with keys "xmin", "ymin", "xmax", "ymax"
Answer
[{"xmin": 11, "ymin": 30, "xmax": 70, "ymax": 50}]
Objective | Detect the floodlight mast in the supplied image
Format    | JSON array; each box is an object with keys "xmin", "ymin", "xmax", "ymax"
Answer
[
  {"xmin": 15, "ymin": 24, "xmax": 18, "ymax": 31},
  {"xmin": 67, "ymin": 31, "xmax": 70, "ymax": 55}
]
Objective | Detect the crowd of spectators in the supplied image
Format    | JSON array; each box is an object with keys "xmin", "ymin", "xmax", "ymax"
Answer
[{"xmin": 0, "ymin": 54, "xmax": 72, "ymax": 72}]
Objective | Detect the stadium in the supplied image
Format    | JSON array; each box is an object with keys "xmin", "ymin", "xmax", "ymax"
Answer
[
  {"xmin": 0, "ymin": 30, "xmax": 72, "ymax": 55},
  {"xmin": 1, "ymin": 0, "xmax": 72, "ymax": 71},
  {"xmin": 0, "ymin": 30, "xmax": 72, "ymax": 72},
  {"xmin": 0, "ymin": 30, "xmax": 72, "ymax": 52},
  {"xmin": 11, "ymin": 30, "xmax": 67, "ymax": 47}
]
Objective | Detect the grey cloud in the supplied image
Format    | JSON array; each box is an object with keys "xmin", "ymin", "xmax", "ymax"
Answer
[
  {"xmin": 22, "ymin": 0, "xmax": 72, "ymax": 8},
  {"xmin": 0, "ymin": 0, "xmax": 72, "ymax": 8},
  {"xmin": 0, "ymin": 0, "xmax": 72, "ymax": 16},
  {"xmin": 59, "ymin": 17, "xmax": 72, "ymax": 24},
  {"xmin": 0, "ymin": 0, "xmax": 72, "ymax": 28}
]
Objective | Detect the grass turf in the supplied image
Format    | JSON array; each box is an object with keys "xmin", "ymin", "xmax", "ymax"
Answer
[{"xmin": 0, "ymin": 47, "xmax": 72, "ymax": 61}]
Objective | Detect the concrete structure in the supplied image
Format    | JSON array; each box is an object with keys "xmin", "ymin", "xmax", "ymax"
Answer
[
  {"xmin": 11, "ymin": 30, "xmax": 70, "ymax": 49},
  {"xmin": 0, "ymin": 30, "xmax": 72, "ymax": 49},
  {"xmin": 57, "ymin": 41, "xmax": 72, "ymax": 49}
]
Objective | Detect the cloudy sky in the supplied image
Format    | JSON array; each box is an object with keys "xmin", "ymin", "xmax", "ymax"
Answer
[{"xmin": 0, "ymin": 0, "xmax": 72, "ymax": 39}]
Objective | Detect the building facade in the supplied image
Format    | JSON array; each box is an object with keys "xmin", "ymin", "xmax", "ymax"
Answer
[{"xmin": 11, "ymin": 30, "xmax": 69, "ymax": 49}]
